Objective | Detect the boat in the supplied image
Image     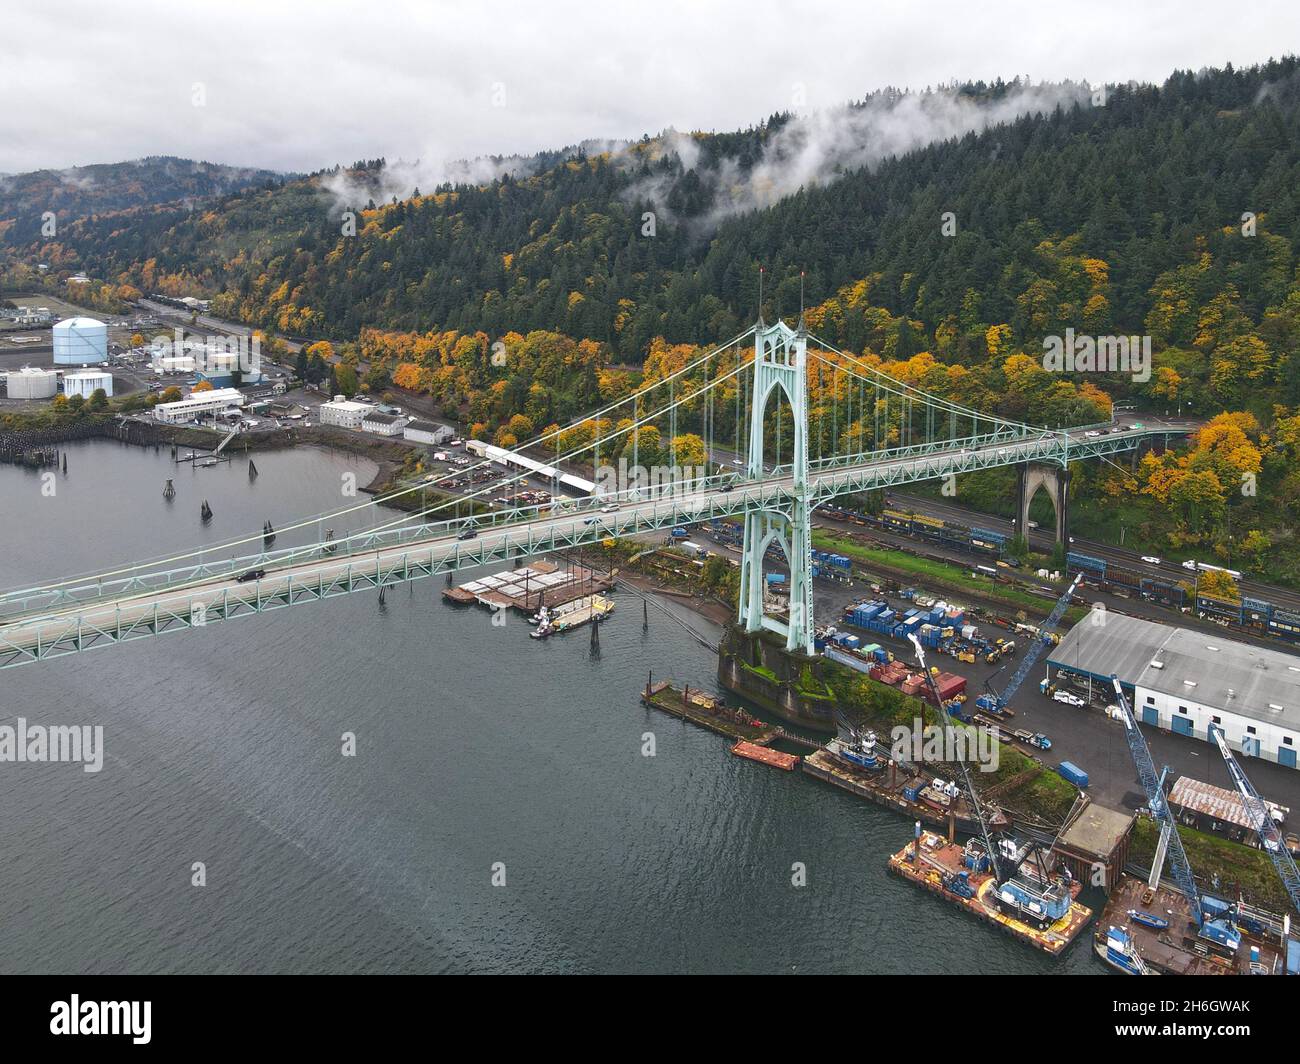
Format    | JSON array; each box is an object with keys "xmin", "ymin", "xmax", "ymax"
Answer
[
  {"xmin": 1126, "ymin": 909, "xmax": 1169, "ymax": 930},
  {"xmin": 1095, "ymin": 925, "xmax": 1155, "ymax": 975},
  {"xmin": 829, "ymin": 728, "xmax": 885, "ymax": 772},
  {"xmin": 919, "ymin": 783, "xmax": 954, "ymax": 812}
]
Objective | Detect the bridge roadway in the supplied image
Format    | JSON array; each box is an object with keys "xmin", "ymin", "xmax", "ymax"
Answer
[{"xmin": 0, "ymin": 418, "xmax": 1189, "ymax": 668}]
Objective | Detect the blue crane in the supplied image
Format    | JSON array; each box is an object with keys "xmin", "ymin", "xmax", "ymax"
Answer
[
  {"xmin": 1207, "ymin": 723, "xmax": 1300, "ymax": 917},
  {"xmin": 976, "ymin": 573, "xmax": 1083, "ymax": 716},
  {"xmin": 1110, "ymin": 676, "xmax": 1241, "ymax": 952}
]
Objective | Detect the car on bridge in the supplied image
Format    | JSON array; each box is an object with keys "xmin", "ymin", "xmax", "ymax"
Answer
[{"xmin": 236, "ymin": 568, "xmax": 267, "ymax": 583}]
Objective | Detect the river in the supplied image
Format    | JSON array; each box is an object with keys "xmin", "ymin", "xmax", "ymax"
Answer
[{"xmin": 0, "ymin": 440, "xmax": 1103, "ymax": 973}]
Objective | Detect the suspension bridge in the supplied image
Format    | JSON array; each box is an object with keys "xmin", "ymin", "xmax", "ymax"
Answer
[{"xmin": 0, "ymin": 318, "xmax": 1192, "ymax": 670}]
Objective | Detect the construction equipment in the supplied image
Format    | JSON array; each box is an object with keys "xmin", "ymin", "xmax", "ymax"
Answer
[
  {"xmin": 1110, "ymin": 676, "xmax": 1241, "ymax": 952},
  {"xmin": 1207, "ymin": 723, "xmax": 1300, "ymax": 918},
  {"xmin": 909, "ymin": 632, "xmax": 1074, "ymax": 928},
  {"xmin": 976, "ymin": 574, "xmax": 1082, "ymax": 715},
  {"xmin": 909, "ymin": 634, "xmax": 1003, "ymax": 863}
]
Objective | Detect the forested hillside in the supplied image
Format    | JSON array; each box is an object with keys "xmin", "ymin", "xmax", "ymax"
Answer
[{"xmin": 0, "ymin": 156, "xmax": 284, "ymax": 248}]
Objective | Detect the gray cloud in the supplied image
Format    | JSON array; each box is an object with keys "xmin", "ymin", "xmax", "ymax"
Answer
[{"xmin": 1, "ymin": 0, "xmax": 1297, "ymax": 175}]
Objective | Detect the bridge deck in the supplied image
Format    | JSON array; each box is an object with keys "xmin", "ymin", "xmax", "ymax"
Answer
[{"xmin": 0, "ymin": 419, "xmax": 1193, "ymax": 669}]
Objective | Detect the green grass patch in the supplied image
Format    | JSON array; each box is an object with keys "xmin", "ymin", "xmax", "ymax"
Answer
[
  {"xmin": 1130, "ymin": 817, "xmax": 1290, "ymax": 913},
  {"xmin": 741, "ymin": 662, "xmax": 779, "ymax": 684},
  {"xmin": 996, "ymin": 766, "xmax": 1079, "ymax": 823}
]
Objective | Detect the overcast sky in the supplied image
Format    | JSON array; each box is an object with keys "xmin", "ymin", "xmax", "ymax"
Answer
[{"xmin": 2, "ymin": 0, "xmax": 1298, "ymax": 175}]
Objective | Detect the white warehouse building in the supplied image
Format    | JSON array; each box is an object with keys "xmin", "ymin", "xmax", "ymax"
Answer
[
  {"xmin": 62, "ymin": 369, "xmax": 114, "ymax": 400},
  {"xmin": 52, "ymin": 317, "xmax": 108, "ymax": 365},
  {"xmin": 153, "ymin": 387, "xmax": 245, "ymax": 424},
  {"xmin": 318, "ymin": 396, "xmax": 371, "ymax": 430},
  {"xmin": 403, "ymin": 419, "xmax": 454, "ymax": 445},
  {"xmin": 1049, "ymin": 613, "xmax": 1300, "ymax": 769},
  {"xmin": 361, "ymin": 411, "xmax": 406, "ymax": 436}
]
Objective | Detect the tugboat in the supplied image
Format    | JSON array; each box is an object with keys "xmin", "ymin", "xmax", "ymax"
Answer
[
  {"xmin": 829, "ymin": 724, "xmax": 885, "ymax": 772},
  {"xmin": 1096, "ymin": 924, "xmax": 1155, "ymax": 975}
]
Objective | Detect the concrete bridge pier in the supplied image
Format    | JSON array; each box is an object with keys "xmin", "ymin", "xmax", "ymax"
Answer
[{"xmin": 1016, "ymin": 461, "xmax": 1070, "ymax": 546}]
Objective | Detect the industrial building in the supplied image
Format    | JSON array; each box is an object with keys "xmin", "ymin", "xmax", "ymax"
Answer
[
  {"xmin": 1049, "ymin": 613, "xmax": 1300, "ymax": 768},
  {"xmin": 466, "ymin": 439, "xmax": 595, "ymax": 495},
  {"xmin": 1, "ymin": 306, "xmax": 52, "ymax": 326},
  {"xmin": 1167, "ymin": 775, "xmax": 1287, "ymax": 846},
  {"xmin": 153, "ymin": 387, "xmax": 245, "ymax": 424},
  {"xmin": 62, "ymin": 369, "xmax": 113, "ymax": 400},
  {"xmin": 318, "ymin": 396, "xmax": 371, "ymax": 430},
  {"xmin": 3, "ymin": 367, "xmax": 59, "ymax": 399},
  {"xmin": 403, "ymin": 419, "xmax": 454, "ymax": 445},
  {"xmin": 52, "ymin": 317, "xmax": 108, "ymax": 365},
  {"xmin": 1052, "ymin": 802, "xmax": 1135, "ymax": 891},
  {"xmin": 361, "ymin": 411, "xmax": 406, "ymax": 436}
]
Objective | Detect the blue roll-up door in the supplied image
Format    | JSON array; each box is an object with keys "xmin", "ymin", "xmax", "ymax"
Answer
[
  {"xmin": 1142, "ymin": 706, "xmax": 1159, "ymax": 727},
  {"xmin": 1172, "ymin": 715, "xmax": 1193, "ymax": 737},
  {"xmin": 1242, "ymin": 736, "xmax": 1262, "ymax": 758},
  {"xmin": 1279, "ymin": 747, "xmax": 1297, "ymax": 769}
]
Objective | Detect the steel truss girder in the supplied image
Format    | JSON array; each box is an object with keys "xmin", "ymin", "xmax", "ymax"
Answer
[{"xmin": 0, "ymin": 425, "xmax": 1174, "ymax": 670}]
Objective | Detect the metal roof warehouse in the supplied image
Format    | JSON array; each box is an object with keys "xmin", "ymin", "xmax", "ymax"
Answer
[{"xmin": 1049, "ymin": 612, "xmax": 1300, "ymax": 768}]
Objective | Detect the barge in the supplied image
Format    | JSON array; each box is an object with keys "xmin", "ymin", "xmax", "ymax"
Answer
[
  {"xmin": 803, "ymin": 746, "xmax": 1010, "ymax": 837},
  {"xmin": 888, "ymin": 830, "xmax": 1092, "ymax": 956},
  {"xmin": 530, "ymin": 594, "xmax": 615, "ymax": 637},
  {"xmin": 730, "ymin": 740, "xmax": 800, "ymax": 771},
  {"xmin": 641, "ymin": 679, "xmax": 778, "ymax": 743},
  {"xmin": 1092, "ymin": 872, "xmax": 1297, "ymax": 975}
]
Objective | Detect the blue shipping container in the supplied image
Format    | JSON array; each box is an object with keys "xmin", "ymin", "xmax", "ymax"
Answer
[{"xmin": 1057, "ymin": 761, "xmax": 1089, "ymax": 788}]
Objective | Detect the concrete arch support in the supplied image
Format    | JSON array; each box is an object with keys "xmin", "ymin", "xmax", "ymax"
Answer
[{"xmin": 1016, "ymin": 461, "xmax": 1071, "ymax": 546}]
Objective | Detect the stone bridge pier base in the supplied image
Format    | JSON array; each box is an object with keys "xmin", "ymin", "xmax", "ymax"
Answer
[{"xmin": 1016, "ymin": 462, "xmax": 1070, "ymax": 546}]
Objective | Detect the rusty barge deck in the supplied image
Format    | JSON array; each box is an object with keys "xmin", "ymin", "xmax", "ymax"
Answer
[
  {"xmin": 641, "ymin": 681, "xmax": 779, "ymax": 743},
  {"xmin": 1093, "ymin": 873, "xmax": 1293, "ymax": 975},
  {"xmin": 888, "ymin": 831, "xmax": 1092, "ymax": 956},
  {"xmin": 802, "ymin": 748, "xmax": 1008, "ymax": 837}
]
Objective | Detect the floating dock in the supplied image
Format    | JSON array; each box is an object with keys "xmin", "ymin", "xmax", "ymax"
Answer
[
  {"xmin": 888, "ymin": 830, "xmax": 1092, "ymax": 956},
  {"xmin": 1093, "ymin": 873, "xmax": 1295, "ymax": 975},
  {"xmin": 802, "ymin": 747, "xmax": 1010, "ymax": 837},
  {"xmin": 642, "ymin": 680, "xmax": 778, "ymax": 743},
  {"xmin": 730, "ymin": 740, "xmax": 800, "ymax": 771},
  {"xmin": 443, "ymin": 559, "xmax": 613, "ymax": 612}
]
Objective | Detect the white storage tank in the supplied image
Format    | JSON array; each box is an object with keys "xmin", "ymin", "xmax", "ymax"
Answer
[
  {"xmin": 62, "ymin": 369, "xmax": 113, "ymax": 400},
  {"xmin": 6, "ymin": 367, "xmax": 60, "ymax": 399},
  {"xmin": 52, "ymin": 316, "xmax": 108, "ymax": 365}
]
